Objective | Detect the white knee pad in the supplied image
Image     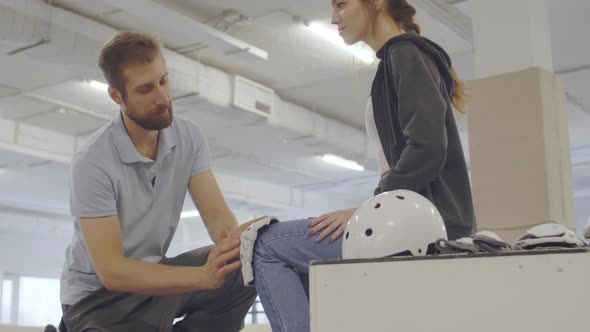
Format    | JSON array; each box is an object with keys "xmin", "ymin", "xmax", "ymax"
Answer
[
  {"xmin": 513, "ymin": 223, "xmax": 587, "ymax": 250},
  {"xmin": 240, "ymin": 216, "xmax": 280, "ymax": 286}
]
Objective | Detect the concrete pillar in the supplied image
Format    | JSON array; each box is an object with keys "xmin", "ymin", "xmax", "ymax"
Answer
[
  {"xmin": 472, "ymin": 0, "xmax": 553, "ymax": 78},
  {"xmin": 466, "ymin": 0, "xmax": 575, "ymax": 241}
]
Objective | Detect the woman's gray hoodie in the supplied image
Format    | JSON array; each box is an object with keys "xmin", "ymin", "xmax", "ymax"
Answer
[{"xmin": 371, "ymin": 31, "xmax": 476, "ymax": 240}]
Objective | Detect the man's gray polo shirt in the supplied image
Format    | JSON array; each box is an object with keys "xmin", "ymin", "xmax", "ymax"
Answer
[{"xmin": 60, "ymin": 112, "xmax": 211, "ymax": 305}]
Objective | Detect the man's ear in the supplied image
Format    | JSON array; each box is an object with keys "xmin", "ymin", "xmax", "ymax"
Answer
[{"xmin": 108, "ymin": 87, "xmax": 123, "ymax": 105}]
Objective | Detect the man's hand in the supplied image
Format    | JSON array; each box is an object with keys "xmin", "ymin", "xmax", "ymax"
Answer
[
  {"xmin": 221, "ymin": 215, "xmax": 268, "ymax": 239},
  {"xmin": 202, "ymin": 215, "xmax": 267, "ymax": 289},
  {"xmin": 308, "ymin": 208, "xmax": 357, "ymax": 242},
  {"xmin": 201, "ymin": 235, "xmax": 242, "ymax": 289}
]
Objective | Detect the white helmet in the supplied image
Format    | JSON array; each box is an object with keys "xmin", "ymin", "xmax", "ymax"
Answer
[{"xmin": 342, "ymin": 189, "xmax": 447, "ymax": 259}]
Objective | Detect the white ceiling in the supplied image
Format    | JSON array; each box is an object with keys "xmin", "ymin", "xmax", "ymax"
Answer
[{"xmin": 0, "ymin": 0, "xmax": 589, "ymax": 278}]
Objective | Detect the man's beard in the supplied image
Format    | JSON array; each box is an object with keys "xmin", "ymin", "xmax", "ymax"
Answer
[{"xmin": 124, "ymin": 103, "xmax": 173, "ymax": 131}]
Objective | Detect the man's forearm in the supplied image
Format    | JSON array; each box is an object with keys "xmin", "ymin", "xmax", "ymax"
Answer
[
  {"xmin": 206, "ymin": 211, "xmax": 239, "ymax": 243},
  {"xmin": 100, "ymin": 257, "xmax": 211, "ymax": 295}
]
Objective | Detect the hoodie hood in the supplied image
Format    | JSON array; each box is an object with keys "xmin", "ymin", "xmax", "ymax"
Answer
[{"xmin": 376, "ymin": 31, "xmax": 455, "ymax": 97}]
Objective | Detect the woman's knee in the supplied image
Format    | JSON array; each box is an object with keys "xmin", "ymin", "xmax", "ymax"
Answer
[
  {"xmin": 256, "ymin": 219, "xmax": 309, "ymax": 243},
  {"xmin": 254, "ymin": 219, "xmax": 311, "ymax": 256}
]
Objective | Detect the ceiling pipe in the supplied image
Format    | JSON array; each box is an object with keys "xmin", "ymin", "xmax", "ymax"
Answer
[{"xmin": 100, "ymin": 0, "xmax": 268, "ymax": 61}]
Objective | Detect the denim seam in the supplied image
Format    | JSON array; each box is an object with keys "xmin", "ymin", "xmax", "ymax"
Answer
[
  {"xmin": 257, "ymin": 232, "xmax": 310, "ymax": 247},
  {"xmin": 253, "ymin": 255, "xmax": 286, "ymax": 332}
]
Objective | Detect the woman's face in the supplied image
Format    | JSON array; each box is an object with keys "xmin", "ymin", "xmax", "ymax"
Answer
[{"xmin": 331, "ymin": 0, "xmax": 371, "ymax": 45}]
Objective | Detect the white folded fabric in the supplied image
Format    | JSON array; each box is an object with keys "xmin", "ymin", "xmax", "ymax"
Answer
[
  {"xmin": 240, "ymin": 216, "xmax": 280, "ymax": 287},
  {"xmin": 512, "ymin": 223, "xmax": 587, "ymax": 250}
]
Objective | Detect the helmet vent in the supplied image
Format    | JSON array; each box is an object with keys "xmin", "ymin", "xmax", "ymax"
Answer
[
  {"xmin": 374, "ymin": 203, "xmax": 381, "ymax": 209},
  {"xmin": 396, "ymin": 195, "xmax": 405, "ymax": 200},
  {"xmin": 345, "ymin": 232, "xmax": 350, "ymax": 240},
  {"xmin": 365, "ymin": 229, "xmax": 373, "ymax": 236}
]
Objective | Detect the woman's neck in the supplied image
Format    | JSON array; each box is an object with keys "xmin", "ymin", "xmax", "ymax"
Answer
[{"xmin": 366, "ymin": 16, "xmax": 403, "ymax": 53}]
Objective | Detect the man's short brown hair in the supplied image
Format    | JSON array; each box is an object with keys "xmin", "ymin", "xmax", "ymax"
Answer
[{"xmin": 98, "ymin": 32, "xmax": 162, "ymax": 97}]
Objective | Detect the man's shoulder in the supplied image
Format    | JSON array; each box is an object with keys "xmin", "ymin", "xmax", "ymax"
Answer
[
  {"xmin": 73, "ymin": 122, "xmax": 116, "ymax": 169},
  {"xmin": 172, "ymin": 117, "xmax": 207, "ymax": 146}
]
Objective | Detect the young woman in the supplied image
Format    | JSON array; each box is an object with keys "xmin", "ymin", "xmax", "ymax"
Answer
[{"xmin": 252, "ymin": 1, "xmax": 476, "ymax": 331}]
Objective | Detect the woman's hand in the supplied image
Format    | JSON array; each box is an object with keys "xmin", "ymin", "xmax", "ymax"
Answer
[{"xmin": 307, "ymin": 208, "xmax": 357, "ymax": 242}]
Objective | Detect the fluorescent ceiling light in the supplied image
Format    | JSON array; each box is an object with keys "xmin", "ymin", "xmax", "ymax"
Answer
[
  {"xmin": 306, "ymin": 22, "xmax": 375, "ymax": 64},
  {"xmin": 180, "ymin": 210, "xmax": 201, "ymax": 219},
  {"xmin": 322, "ymin": 154, "xmax": 365, "ymax": 171},
  {"xmin": 89, "ymin": 80, "xmax": 108, "ymax": 92}
]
